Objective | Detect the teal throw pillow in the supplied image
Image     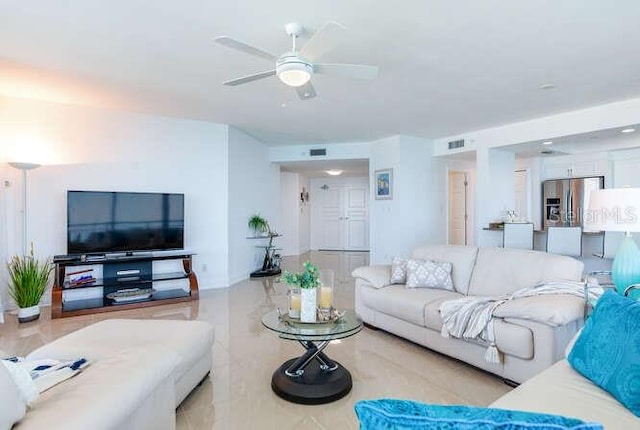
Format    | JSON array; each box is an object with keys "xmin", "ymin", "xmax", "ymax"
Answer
[
  {"xmin": 568, "ymin": 290, "xmax": 640, "ymax": 416},
  {"xmin": 354, "ymin": 399, "xmax": 602, "ymax": 429}
]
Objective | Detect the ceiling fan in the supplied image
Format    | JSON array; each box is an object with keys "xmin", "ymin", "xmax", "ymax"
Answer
[{"xmin": 214, "ymin": 22, "xmax": 379, "ymax": 100}]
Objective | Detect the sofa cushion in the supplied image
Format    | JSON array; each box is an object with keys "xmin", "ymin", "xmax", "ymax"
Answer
[
  {"xmin": 352, "ymin": 265, "xmax": 392, "ymax": 289},
  {"xmin": 360, "ymin": 284, "xmax": 462, "ymax": 327},
  {"xmin": 568, "ymin": 291, "xmax": 640, "ymax": 416},
  {"xmin": 0, "ymin": 359, "xmax": 28, "ymax": 429},
  {"xmin": 406, "ymin": 259, "xmax": 454, "ymax": 290},
  {"xmin": 467, "ymin": 248, "xmax": 584, "ymax": 297},
  {"xmin": 423, "ymin": 292, "xmax": 468, "ymax": 331},
  {"xmin": 411, "ymin": 245, "xmax": 478, "ymax": 294},
  {"xmin": 27, "ymin": 319, "xmax": 214, "ymax": 389},
  {"xmin": 493, "ymin": 295, "xmax": 585, "ymax": 327},
  {"xmin": 491, "ymin": 360, "xmax": 639, "ymax": 429},
  {"xmin": 390, "ymin": 257, "xmax": 408, "ymax": 284},
  {"xmin": 354, "ymin": 399, "xmax": 603, "ymax": 429}
]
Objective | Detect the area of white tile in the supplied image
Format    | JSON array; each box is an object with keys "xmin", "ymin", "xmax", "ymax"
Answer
[{"xmin": 0, "ymin": 251, "xmax": 511, "ymax": 429}]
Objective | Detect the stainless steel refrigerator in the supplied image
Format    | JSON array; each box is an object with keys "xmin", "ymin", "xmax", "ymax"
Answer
[{"xmin": 542, "ymin": 176, "xmax": 604, "ymax": 229}]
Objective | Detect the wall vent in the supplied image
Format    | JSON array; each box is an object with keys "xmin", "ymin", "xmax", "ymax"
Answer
[
  {"xmin": 448, "ymin": 139, "xmax": 465, "ymax": 150},
  {"xmin": 310, "ymin": 148, "xmax": 327, "ymax": 157}
]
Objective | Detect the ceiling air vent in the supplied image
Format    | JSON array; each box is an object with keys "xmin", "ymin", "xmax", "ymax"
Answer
[
  {"xmin": 310, "ymin": 148, "xmax": 327, "ymax": 157},
  {"xmin": 448, "ymin": 139, "xmax": 465, "ymax": 150}
]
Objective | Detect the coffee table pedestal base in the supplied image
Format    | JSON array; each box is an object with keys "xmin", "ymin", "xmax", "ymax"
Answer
[{"xmin": 271, "ymin": 357, "xmax": 352, "ymax": 404}]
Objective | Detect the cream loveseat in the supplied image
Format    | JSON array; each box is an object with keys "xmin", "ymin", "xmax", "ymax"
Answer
[
  {"xmin": 353, "ymin": 245, "xmax": 585, "ymax": 384},
  {"xmin": 2, "ymin": 319, "xmax": 214, "ymax": 430}
]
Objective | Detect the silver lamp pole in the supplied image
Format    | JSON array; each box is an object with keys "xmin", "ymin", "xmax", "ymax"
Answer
[{"xmin": 8, "ymin": 162, "xmax": 41, "ymax": 255}]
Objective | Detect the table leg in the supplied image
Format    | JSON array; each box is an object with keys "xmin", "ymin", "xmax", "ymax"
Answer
[
  {"xmin": 285, "ymin": 340, "xmax": 338, "ymax": 376},
  {"xmin": 271, "ymin": 339, "xmax": 353, "ymax": 404}
]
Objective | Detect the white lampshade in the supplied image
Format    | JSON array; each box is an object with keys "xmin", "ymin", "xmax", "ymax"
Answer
[
  {"xmin": 277, "ymin": 62, "xmax": 312, "ymax": 87},
  {"xmin": 585, "ymin": 188, "xmax": 640, "ymax": 232}
]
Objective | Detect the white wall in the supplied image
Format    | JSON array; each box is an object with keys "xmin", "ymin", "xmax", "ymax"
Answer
[
  {"xmin": 369, "ymin": 135, "xmax": 446, "ymax": 263},
  {"xmin": 227, "ymin": 127, "xmax": 280, "ymax": 284},
  {"xmin": 279, "ymin": 172, "xmax": 311, "ymax": 256},
  {"xmin": 475, "ymin": 148, "xmax": 516, "ymax": 247},
  {"xmin": 299, "ymin": 175, "xmax": 310, "ymax": 253},
  {"xmin": 433, "ymin": 96, "xmax": 640, "ymax": 156},
  {"xmin": 279, "ymin": 171, "xmax": 299, "ymax": 256},
  {"xmin": 270, "ymin": 142, "xmax": 370, "ymax": 162},
  {"xmin": 0, "ymin": 96, "xmax": 230, "ymax": 310}
]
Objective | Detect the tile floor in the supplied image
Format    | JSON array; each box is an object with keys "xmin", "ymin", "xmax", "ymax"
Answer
[{"xmin": 0, "ymin": 251, "xmax": 511, "ymax": 429}]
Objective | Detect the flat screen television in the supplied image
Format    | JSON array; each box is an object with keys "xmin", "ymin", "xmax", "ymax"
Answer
[{"xmin": 67, "ymin": 190, "xmax": 184, "ymax": 255}]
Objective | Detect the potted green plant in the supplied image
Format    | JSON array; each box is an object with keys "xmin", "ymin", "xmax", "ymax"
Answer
[
  {"xmin": 7, "ymin": 246, "xmax": 53, "ymax": 323},
  {"xmin": 248, "ymin": 213, "xmax": 271, "ymax": 237},
  {"xmin": 282, "ymin": 261, "xmax": 320, "ymax": 322}
]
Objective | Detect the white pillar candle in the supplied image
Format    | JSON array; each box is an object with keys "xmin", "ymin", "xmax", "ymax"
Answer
[
  {"xmin": 319, "ymin": 286, "xmax": 333, "ymax": 310},
  {"xmin": 289, "ymin": 291, "xmax": 301, "ymax": 318}
]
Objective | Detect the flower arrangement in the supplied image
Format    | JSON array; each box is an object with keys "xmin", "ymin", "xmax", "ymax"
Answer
[{"xmin": 281, "ymin": 261, "xmax": 320, "ymax": 289}]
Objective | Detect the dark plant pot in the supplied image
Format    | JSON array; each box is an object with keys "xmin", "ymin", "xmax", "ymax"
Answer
[{"xmin": 18, "ymin": 305, "xmax": 40, "ymax": 323}]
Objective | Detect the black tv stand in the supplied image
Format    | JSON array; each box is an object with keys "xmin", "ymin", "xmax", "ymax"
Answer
[{"xmin": 51, "ymin": 252, "xmax": 199, "ymax": 318}]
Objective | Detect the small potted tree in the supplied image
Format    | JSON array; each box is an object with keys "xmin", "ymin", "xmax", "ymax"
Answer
[
  {"xmin": 248, "ymin": 213, "xmax": 271, "ymax": 237},
  {"xmin": 7, "ymin": 246, "xmax": 53, "ymax": 323}
]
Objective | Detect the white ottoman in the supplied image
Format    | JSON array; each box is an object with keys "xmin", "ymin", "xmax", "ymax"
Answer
[{"xmin": 27, "ymin": 319, "xmax": 214, "ymax": 406}]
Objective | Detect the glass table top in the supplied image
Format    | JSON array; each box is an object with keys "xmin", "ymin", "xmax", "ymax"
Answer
[{"xmin": 262, "ymin": 309, "xmax": 363, "ymax": 341}]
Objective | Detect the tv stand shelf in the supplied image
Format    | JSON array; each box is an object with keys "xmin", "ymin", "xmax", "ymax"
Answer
[{"xmin": 51, "ymin": 252, "xmax": 199, "ymax": 319}]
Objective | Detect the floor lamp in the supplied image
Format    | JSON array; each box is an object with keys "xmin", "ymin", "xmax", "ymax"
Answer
[
  {"xmin": 8, "ymin": 162, "xmax": 41, "ymax": 256},
  {"xmin": 586, "ymin": 188, "xmax": 640, "ymax": 300}
]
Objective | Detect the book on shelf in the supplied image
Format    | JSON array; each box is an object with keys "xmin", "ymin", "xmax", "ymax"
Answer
[{"xmin": 66, "ymin": 269, "xmax": 97, "ymax": 286}]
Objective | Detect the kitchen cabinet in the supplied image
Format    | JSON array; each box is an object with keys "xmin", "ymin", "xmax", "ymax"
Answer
[{"xmin": 543, "ymin": 158, "xmax": 609, "ymax": 180}]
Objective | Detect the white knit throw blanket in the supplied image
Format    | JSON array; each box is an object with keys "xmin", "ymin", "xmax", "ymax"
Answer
[{"xmin": 439, "ymin": 280, "xmax": 603, "ymax": 364}]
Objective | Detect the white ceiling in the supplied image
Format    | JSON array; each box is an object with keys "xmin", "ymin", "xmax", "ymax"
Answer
[{"xmin": 2, "ymin": 1, "xmax": 640, "ymax": 146}]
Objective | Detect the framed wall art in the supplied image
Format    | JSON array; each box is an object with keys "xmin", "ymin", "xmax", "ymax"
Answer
[{"xmin": 375, "ymin": 168, "xmax": 393, "ymax": 200}]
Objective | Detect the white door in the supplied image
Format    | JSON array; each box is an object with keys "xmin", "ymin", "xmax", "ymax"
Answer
[
  {"xmin": 448, "ymin": 171, "xmax": 467, "ymax": 245},
  {"xmin": 317, "ymin": 185, "xmax": 369, "ymax": 251}
]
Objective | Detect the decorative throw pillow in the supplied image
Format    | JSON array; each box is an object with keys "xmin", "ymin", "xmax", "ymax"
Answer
[
  {"xmin": 568, "ymin": 290, "xmax": 640, "ymax": 417},
  {"xmin": 390, "ymin": 256, "xmax": 409, "ymax": 284},
  {"xmin": 406, "ymin": 259, "xmax": 454, "ymax": 290},
  {"xmin": 354, "ymin": 399, "xmax": 603, "ymax": 430}
]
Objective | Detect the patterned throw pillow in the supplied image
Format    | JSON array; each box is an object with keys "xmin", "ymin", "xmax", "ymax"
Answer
[
  {"xmin": 406, "ymin": 259, "xmax": 453, "ymax": 290},
  {"xmin": 354, "ymin": 399, "xmax": 603, "ymax": 430},
  {"xmin": 390, "ymin": 257, "xmax": 408, "ymax": 284},
  {"xmin": 568, "ymin": 290, "xmax": 640, "ymax": 416}
]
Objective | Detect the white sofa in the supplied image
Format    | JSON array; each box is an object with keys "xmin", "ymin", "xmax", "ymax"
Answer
[
  {"xmin": 353, "ymin": 245, "xmax": 586, "ymax": 384},
  {"xmin": 3, "ymin": 319, "xmax": 214, "ymax": 430},
  {"xmin": 492, "ymin": 359, "xmax": 639, "ymax": 429}
]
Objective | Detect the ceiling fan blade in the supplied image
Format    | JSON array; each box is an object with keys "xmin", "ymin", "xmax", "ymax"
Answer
[
  {"xmin": 314, "ymin": 63, "xmax": 379, "ymax": 80},
  {"xmin": 300, "ymin": 21, "xmax": 346, "ymax": 60},
  {"xmin": 296, "ymin": 81, "xmax": 317, "ymax": 100},
  {"xmin": 214, "ymin": 36, "xmax": 278, "ymax": 62},
  {"xmin": 223, "ymin": 70, "xmax": 276, "ymax": 86}
]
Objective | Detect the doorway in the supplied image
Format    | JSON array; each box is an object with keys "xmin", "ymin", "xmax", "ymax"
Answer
[
  {"xmin": 311, "ymin": 177, "xmax": 369, "ymax": 251},
  {"xmin": 448, "ymin": 170, "xmax": 468, "ymax": 245}
]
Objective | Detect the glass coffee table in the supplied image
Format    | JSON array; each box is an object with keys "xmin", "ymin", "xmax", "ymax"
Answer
[{"xmin": 262, "ymin": 309, "xmax": 363, "ymax": 404}]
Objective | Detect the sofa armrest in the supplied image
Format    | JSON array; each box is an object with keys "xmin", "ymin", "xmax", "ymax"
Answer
[
  {"xmin": 352, "ymin": 265, "xmax": 392, "ymax": 289},
  {"xmin": 493, "ymin": 295, "xmax": 584, "ymax": 327}
]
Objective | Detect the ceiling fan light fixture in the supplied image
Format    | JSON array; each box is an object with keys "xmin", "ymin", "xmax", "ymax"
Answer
[{"xmin": 276, "ymin": 58, "xmax": 313, "ymax": 87}]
